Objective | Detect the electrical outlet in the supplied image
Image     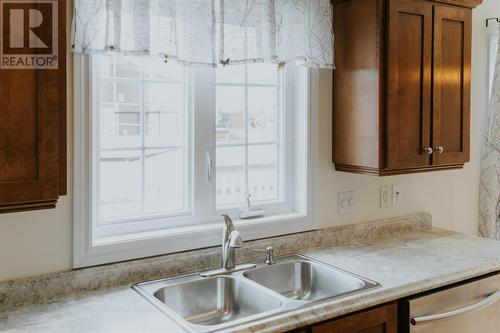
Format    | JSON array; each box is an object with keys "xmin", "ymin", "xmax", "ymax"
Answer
[
  {"xmin": 380, "ymin": 186, "xmax": 390, "ymax": 208},
  {"xmin": 338, "ymin": 191, "xmax": 356, "ymax": 215},
  {"xmin": 392, "ymin": 184, "xmax": 401, "ymax": 206}
]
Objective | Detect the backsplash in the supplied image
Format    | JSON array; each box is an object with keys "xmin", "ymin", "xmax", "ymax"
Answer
[{"xmin": 0, "ymin": 212, "xmax": 431, "ymax": 313}]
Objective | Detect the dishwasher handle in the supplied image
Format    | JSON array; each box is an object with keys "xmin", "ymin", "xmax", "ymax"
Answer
[{"xmin": 411, "ymin": 290, "xmax": 500, "ymax": 326}]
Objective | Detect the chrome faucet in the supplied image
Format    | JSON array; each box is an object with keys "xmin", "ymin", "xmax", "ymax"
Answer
[
  {"xmin": 200, "ymin": 215, "xmax": 255, "ymax": 277},
  {"xmin": 221, "ymin": 214, "xmax": 243, "ymax": 269}
]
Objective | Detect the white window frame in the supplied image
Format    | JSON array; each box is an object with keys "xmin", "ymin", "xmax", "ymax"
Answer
[{"xmin": 73, "ymin": 54, "xmax": 319, "ymax": 268}]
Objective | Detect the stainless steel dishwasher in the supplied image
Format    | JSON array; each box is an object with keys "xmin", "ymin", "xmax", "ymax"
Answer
[{"xmin": 400, "ymin": 273, "xmax": 500, "ymax": 333}]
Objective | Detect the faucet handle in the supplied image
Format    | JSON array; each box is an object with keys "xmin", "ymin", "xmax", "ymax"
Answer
[
  {"xmin": 254, "ymin": 246, "xmax": 275, "ymax": 265},
  {"xmin": 228, "ymin": 230, "xmax": 243, "ymax": 248}
]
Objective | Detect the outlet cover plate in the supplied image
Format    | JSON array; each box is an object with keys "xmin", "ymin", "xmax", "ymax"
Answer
[
  {"xmin": 380, "ymin": 186, "xmax": 390, "ymax": 208},
  {"xmin": 338, "ymin": 191, "xmax": 356, "ymax": 215},
  {"xmin": 392, "ymin": 184, "xmax": 401, "ymax": 206}
]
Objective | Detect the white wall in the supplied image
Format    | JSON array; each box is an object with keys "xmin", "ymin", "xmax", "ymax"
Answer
[{"xmin": 0, "ymin": 0, "xmax": 498, "ymax": 282}]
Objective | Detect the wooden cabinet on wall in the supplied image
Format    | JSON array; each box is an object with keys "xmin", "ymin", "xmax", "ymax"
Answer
[
  {"xmin": 332, "ymin": 0, "xmax": 481, "ymax": 176},
  {"xmin": 289, "ymin": 303, "xmax": 397, "ymax": 333},
  {"xmin": 0, "ymin": 0, "xmax": 66, "ymax": 212}
]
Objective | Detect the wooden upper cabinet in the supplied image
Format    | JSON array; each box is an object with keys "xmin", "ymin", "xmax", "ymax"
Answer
[
  {"xmin": 332, "ymin": 0, "xmax": 479, "ymax": 176},
  {"xmin": 0, "ymin": 0, "xmax": 66, "ymax": 212}
]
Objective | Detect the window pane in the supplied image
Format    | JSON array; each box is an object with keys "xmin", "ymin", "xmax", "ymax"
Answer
[
  {"xmin": 99, "ymin": 150, "xmax": 142, "ymax": 220},
  {"xmin": 216, "ymin": 65, "xmax": 245, "ymax": 84},
  {"xmin": 248, "ymin": 63, "xmax": 278, "ymax": 85},
  {"xmin": 216, "ymin": 146, "xmax": 245, "ymax": 206},
  {"xmin": 145, "ymin": 83, "xmax": 186, "ymax": 147},
  {"xmin": 145, "ymin": 83, "xmax": 184, "ymax": 112},
  {"xmin": 216, "ymin": 86, "xmax": 245, "ymax": 144},
  {"xmin": 115, "ymin": 56, "xmax": 141, "ymax": 79},
  {"xmin": 100, "ymin": 81, "xmax": 114, "ymax": 103},
  {"xmin": 145, "ymin": 58, "xmax": 184, "ymax": 81},
  {"xmin": 215, "ymin": 63, "xmax": 283, "ymax": 208},
  {"xmin": 145, "ymin": 111, "xmax": 185, "ymax": 147},
  {"xmin": 248, "ymin": 87, "xmax": 278, "ymax": 143},
  {"xmin": 116, "ymin": 112, "xmax": 141, "ymax": 136},
  {"xmin": 144, "ymin": 148, "xmax": 186, "ymax": 214},
  {"xmin": 94, "ymin": 55, "xmax": 191, "ymax": 223},
  {"xmin": 116, "ymin": 82, "xmax": 141, "ymax": 104},
  {"xmin": 248, "ymin": 145, "xmax": 279, "ymax": 202},
  {"xmin": 99, "ymin": 104, "xmax": 142, "ymax": 149},
  {"xmin": 98, "ymin": 56, "xmax": 113, "ymax": 79}
]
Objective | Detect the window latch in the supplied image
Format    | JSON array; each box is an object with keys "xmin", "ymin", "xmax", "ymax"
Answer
[{"xmin": 206, "ymin": 149, "xmax": 214, "ymax": 182}]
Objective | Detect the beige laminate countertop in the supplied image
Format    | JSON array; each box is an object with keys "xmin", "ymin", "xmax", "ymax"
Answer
[{"xmin": 1, "ymin": 226, "xmax": 500, "ymax": 332}]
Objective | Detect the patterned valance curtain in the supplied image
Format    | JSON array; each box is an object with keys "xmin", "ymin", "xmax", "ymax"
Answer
[
  {"xmin": 219, "ymin": 0, "xmax": 334, "ymax": 68},
  {"xmin": 479, "ymin": 31, "xmax": 500, "ymax": 240},
  {"xmin": 71, "ymin": 0, "xmax": 334, "ymax": 69},
  {"xmin": 71, "ymin": 0, "xmax": 217, "ymax": 66}
]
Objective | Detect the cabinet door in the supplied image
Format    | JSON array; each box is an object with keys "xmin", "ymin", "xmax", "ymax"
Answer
[
  {"xmin": 311, "ymin": 303, "xmax": 397, "ymax": 333},
  {"xmin": 386, "ymin": 0, "xmax": 433, "ymax": 170},
  {"xmin": 432, "ymin": 6, "xmax": 471, "ymax": 166},
  {"xmin": 0, "ymin": 0, "xmax": 66, "ymax": 212},
  {"xmin": 0, "ymin": 68, "xmax": 61, "ymax": 212}
]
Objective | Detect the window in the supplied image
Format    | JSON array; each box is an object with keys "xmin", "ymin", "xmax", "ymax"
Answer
[
  {"xmin": 215, "ymin": 63, "xmax": 282, "ymax": 207},
  {"xmin": 74, "ymin": 55, "xmax": 317, "ymax": 267}
]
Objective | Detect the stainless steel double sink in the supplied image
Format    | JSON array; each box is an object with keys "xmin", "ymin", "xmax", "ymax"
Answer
[{"xmin": 133, "ymin": 254, "xmax": 379, "ymax": 332}]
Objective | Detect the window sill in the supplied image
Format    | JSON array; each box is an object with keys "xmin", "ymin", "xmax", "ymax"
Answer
[{"xmin": 75, "ymin": 213, "xmax": 316, "ymax": 268}]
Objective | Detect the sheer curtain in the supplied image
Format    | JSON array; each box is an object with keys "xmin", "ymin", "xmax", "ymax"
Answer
[
  {"xmin": 480, "ymin": 31, "xmax": 500, "ymax": 240},
  {"xmin": 71, "ymin": 0, "xmax": 217, "ymax": 66},
  {"xmin": 72, "ymin": 0, "xmax": 334, "ymax": 69},
  {"xmin": 219, "ymin": 0, "xmax": 334, "ymax": 68}
]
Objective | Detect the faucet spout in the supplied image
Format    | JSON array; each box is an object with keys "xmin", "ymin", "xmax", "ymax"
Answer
[
  {"xmin": 221, "ymin": 215, "xmax": 243, "ymax": 269},
  {"xmin": 222, "ymin": 214, "xmax": 235, "ymax": 238},
  {"xmin": 222, "ymin": 214, "xmax": 234, "ymax": 227}
]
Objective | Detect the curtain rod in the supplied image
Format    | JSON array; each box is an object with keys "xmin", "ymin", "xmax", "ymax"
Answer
[{"xmin": 486, "ymin": 17, "xmax": 500, "ymax": 27}]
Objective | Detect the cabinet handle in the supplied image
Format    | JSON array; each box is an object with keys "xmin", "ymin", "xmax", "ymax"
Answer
[
  {"xmin": 423, "ymin": 147, "xmax": 433, "ymax": 155},
  {"xmin": 411, "ymin": 290, "xmax": 500, "ymax": 326},
  {"xmin": 435, "ymin": 146, "xmax": 444, "ymax": 154}
]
